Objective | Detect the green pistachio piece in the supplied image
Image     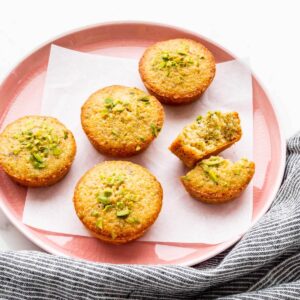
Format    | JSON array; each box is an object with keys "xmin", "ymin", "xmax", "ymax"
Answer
[
  {"xmin": 196, "ymin": 115, "xmax": 203, "ymax": 122},
  {"xmin": 138, "ymin": 96, "xmax": 150, "ymax": 103},
  {"xmin": 91, "ymin": 210, "xmax": 100, "ymax": 217},
  {"xmin": 96, "ymin": 218, "xmax": 103, "ymax": 229},
  {"xmin": 106, "ymin": 176, "xmax": 115, "ymax": 186},
  {"xmin": 103, "ymin": 190, "xmax": 112, "ymax": 197},
  {"xmin": 116, "ymin": 208, "xmax": 130, "ymax": 218},
  {"xmin": 126, "ymin": 217, "xmax": 140, "ymax": 224},
  {"xmin": 150, "ymin": 124, "xmax": 160, "ymax": 137},
  {"xmin": 162, "ymin": 53, "xmax": 169, "ymax": 61},
  {"xmin": 13, "ymin": 149, "xmax": 21, "ymax": 155},
  {"xmin": 33, "ymin": 161, "xmax": 45, "ymax": 169},
  {"xmin": 208, "ymin": 170, "xmax": 218, "ymax": 183},
  {"xmin": 159, "ymin": 61, "xmax": 167, "ymax": 69},
  {"xmin": 111, "ymin": 130, "xmax": 119, "ymax": 136},
  {"xmin": 203, "ymin": 157, "xmax": 224, "ymax": 166},
  {"xmin": 104, "ymin": 98, "xmax": 115, "ymax": 110},
  {"xmin": 98, "ymin": 196, "xmax": 111, "ymax": 206},
  {"xmin": 26, "ymin": 143, "xmax": 33, "ymax": 150},
  {"xmin": 46, "ymin": 135, "xmax": 53, "ymax": 143},
  {"xmin": 116, "ymin": 201, "xmax": 124, "ymax": 209},
  {"xmin": 32, "ymin": 153, "xmax": 43, "ymax": 163},
  {"xmin": 103, "ymin": 204, "xmax": 113, "ymax": 212},
  {"xmin": 125, "ymin": 194, "xmax": 136, "ymax": 202},
  {"xmin": 116, "ymin": 175, "xmax": 124, "ymax": 183},
  {"xmin": 177, "ymin": 50, "xmax": 187, "ymax": 56},
  {"xmin": 202, "ymin": 164, "xmax": 219, "ymax": 183},
  {"xmin": 52, "ymin": 147, "xmax": 62, "ymax": 157}
]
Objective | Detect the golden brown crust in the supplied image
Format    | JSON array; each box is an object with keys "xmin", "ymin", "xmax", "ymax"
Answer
[
  {"xmin": 181, "ymin": 158, "xmax": 255, "ymax": 204},
  {"xmin": 90, "ymin": 228, "xmax": 147, "ymax": 245},
  {"xmin": 139, "ymin": 38, "xmax": 216, "ymax": 104},
  {"xmin": 169, "ymin": 111, "xmax": 242, "ymax": 168},
  {"xmin": 73, "ymin": 161, "xmax": 163, "ymax": 244},
  {"xmin": 81, "ymin": 85, "xmax": 164, "ymax": 157},
  {"xmin": 0, "ymin": 116, "xmax": 76, "ymax": 187},
  {"xmin": 6, "ymin": 156, "xmax": 74, "ymax": 187}
]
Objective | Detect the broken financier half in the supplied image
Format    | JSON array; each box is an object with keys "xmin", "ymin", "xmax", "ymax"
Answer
[
  {"xmin": 169, "ymin": 111, "xmax": 242, "ymax": 168},
  {"xmin": 181, "ymin": 156, "xmax": 255, "ymax": 204}
]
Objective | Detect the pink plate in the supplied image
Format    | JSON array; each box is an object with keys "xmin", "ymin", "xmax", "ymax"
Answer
[{"xmin": 0, "ymin": 22, "xmax": 285, "ymax": 265}]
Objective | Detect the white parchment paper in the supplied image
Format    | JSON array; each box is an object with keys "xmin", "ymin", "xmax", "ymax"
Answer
[{"xmin": 23, "ymin": 45, "xmax": 253, "ymax": 244}]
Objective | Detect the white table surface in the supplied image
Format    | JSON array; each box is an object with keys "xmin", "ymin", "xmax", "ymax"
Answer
[{"xmin": 0, "ymin": 0, "xmax": 298, "ymax": 251}]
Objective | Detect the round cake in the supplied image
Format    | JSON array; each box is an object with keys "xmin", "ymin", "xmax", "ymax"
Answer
[
  {"xmin": 181, "ymin": 156, "xmax": 255, "ymax": 204},
  {"xmin": 81, "ymin": 85, "xmax": 164, "ymax": 157},
  {"xmin": 73, "ymin": 161, "xmax": 163, "ymax": 244},
  {"xmin": 0, "ymin": 115, "xmax": 76, "ymax": 187},
  {"xmin": 139, "ymin": 38, "xmax": 216, "ymax": 104}
]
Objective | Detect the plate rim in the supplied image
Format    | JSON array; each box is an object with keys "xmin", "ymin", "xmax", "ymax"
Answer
[{"xmin": 0, "ymin": 21, "xmax": 286, "ymax": 266}]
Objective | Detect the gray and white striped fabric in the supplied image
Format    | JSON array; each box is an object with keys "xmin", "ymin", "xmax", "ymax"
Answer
[{"xmin": 1, "ymin": 133, "xmax": 300, "ymax": 299}]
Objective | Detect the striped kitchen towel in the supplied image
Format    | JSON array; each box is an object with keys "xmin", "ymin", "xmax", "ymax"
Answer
[{"xmin": 1, "ymin": 133, "xmax": 300, "ymax": 300}]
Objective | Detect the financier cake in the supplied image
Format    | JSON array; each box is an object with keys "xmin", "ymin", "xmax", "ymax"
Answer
[
  {"xmin": 73, "ymin": 161, "xmax": 163, "ymax": 244},
  {"xmin": 169, "ymin": 111, "xmax": 242, "ymax": 168},
  {"xmin": 81, "ymin": 85, "xmax": 164, "ymax": 157},
  {"xmin": 181, "ymin": 156, "xmax": 255, "ymax": 204},
  {"xmin": 0, "ymin": 115, "xmax": 76, "ymax": 187},
  {"xmin": 139, "ymin": 38, "xmax": 216, "ymax": 104}
]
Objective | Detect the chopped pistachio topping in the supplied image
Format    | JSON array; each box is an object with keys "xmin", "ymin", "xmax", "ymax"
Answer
[
  {"xmin": 103, "ymin": 189, "xmax": 112, "ymax": 197},
  {"xmin": 156, "ymin": 50, "xmax": 194, "ymax": 71},
  {"xmin": 116, "ymin": 201, "xmax": 125, "ymax": 209},
  {"xmin": 234, "ymin": 169, "xmax": 241, "ymax": 175},
  {"xmin": 150, "ymin": 124, "xmax": 160, "ymax": 137},
  {"xmin": 96, "ymin": 218, "xmax": 103, "ymax": 229},
  {"xmin": 177, "ymin": 50, "xmax": 187, "ymax": 56},
  {"xmin": 103, "ymin": 204, "xmax": 113, "ymax": 212},
  {"xmin": 95, "ymin": 173, "xmax": 141, "ymax": 222},
  {"xmin": 12, "ymin": 125, "xmax": 64, "ymax": 169},
  {"xmin": 196, "ymin": 115, "xmax": 203, "ymax": 122},
  {"xmin": 94, "ymin": 89, "xmax": 162, "ymax": 151},
  {"xmin": 13, "ymin": 149, "xmax": 21, "ymax": 155},
  {"xmin": 138, "ymin": 96, "xmax": 150, "ymax": 104},
  {"xmin": 111, "ymin": 130, "xmax": 119, "ymax": 136},
  {"xmin": 125, "ymin": 194, "xmax": 136, "ymax": 202},
  {"xmin": 32, "ymin": 152, "xmax": 43, "ymax": 163},
  {"xmin": 52, "ymin": 147, "xmax": 62, "ymax": 157},
  {"xmin": 186, "ymin": 156, "xmax": 254, "ymax": 190},
  {"xmin": 202, "ymin": 156, "xmax": 224, "ymax": 166},
  {"xmin": 97, "ymin": 194, "xmax": 111, "ymax": 206},
  {"xmin": 91, "ymin": 210, "xmax": 100, "ymax": 217},
  {"xmin": 126, "ymin": 217, "xmax": 140, "ymax": 224},
  {"xmin": 201, "ymin": 163, "xmax": 219, "ymax": 183},
  {"xmin": 103, "ymin": 97, "xmax": 128, "ymax": 115},
  {"xmin": 116, "ymin": 208, "xmax": 130, "ymax": 218},
  {"xmin": 104, "ymin": 98, "xmax": 115, "ymax": 109}
]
